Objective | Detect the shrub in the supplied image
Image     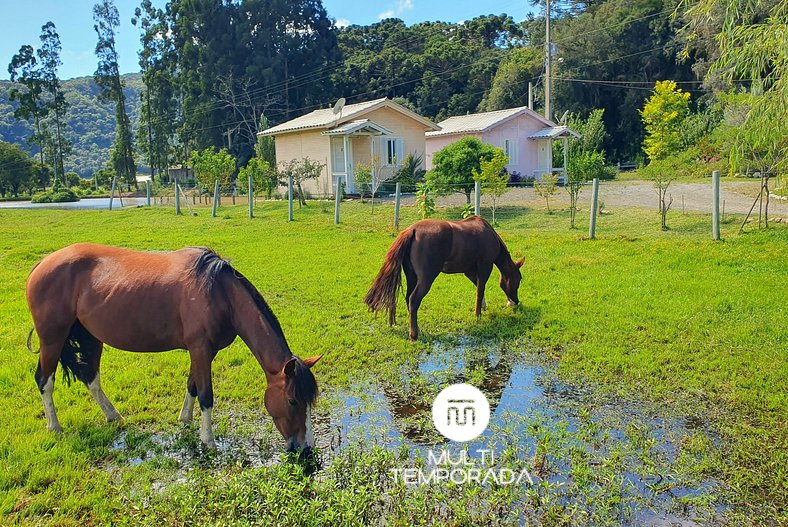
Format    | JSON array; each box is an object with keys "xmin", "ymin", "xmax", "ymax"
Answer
[{"xmin": 31, "ymin": 188, "xmax": 80, "ymax": 203}]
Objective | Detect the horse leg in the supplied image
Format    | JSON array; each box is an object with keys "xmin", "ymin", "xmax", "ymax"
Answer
[
  {"xmin": 474, "ymin": 267, "xmax": 492, "ymax": 319},
  {"xmin": 408, "ymin": 274, "xmax": 437, "ymax": 341},
  {"xmin": 35, "ymin": 342, "xmax": 64, "ymax": 433},
  {"xmin": 464, "ymin": 272, "xmax": 484, "ymax": 315},
  {"xmin": 76, "ymin": 332, "xmax": 122, "ymax": 422},
  {"xmin": 178, "ymin": 371, "xmax": 198, "ymax": 424},
  {"xmin": 188, "ymin": 348, "xmax": 216, "ymax": 448},
  {"xmin": 404, "ymin": 262, "xmax": 418, "ymax": 314}
]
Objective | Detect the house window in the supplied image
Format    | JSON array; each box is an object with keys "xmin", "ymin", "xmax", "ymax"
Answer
[
  {"xmin": 382, "ymin": 137, "xmax": 404, "ymax": 166},
  {"xmin": 504, "ymin": 139, "xmax": 518, "ymax": 165}
]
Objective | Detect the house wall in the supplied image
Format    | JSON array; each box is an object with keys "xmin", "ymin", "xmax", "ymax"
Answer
[
  {"xmin": 425, "ymin": 114, "xmax": 554, "ymax": 180},
  {"xmin": 273, "ymin": 129, "xmax": 332, "ymax": 196},
  {"xmin": 272, "ymin": 104, "xmax": 431, "ymax": 195}
]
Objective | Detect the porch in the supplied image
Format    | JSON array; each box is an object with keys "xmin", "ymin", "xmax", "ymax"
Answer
[
  {"xmin": 323, "ymin": 119, "xmax": 393, "ymax": 194},
  {"xmin": 528, "ymin": 125, "xmax": 582, "ymax": 183}
]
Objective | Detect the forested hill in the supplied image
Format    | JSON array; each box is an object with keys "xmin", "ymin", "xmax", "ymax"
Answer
[{"xmin": 0, "ymin": 74, "xmax": 142, "ymax": 177}]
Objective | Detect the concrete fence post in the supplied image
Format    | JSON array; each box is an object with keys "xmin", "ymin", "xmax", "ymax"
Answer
[
  {"xmin": 474, "ymin": 180, "xmax": 481, "ymax": 216},
  {"xmin": 393, "ymin": 182, "xmax": 401, "ymax": 229},
  {"xmin": 334, "ymin": 177, "xmax": 342, "ymax": 224},
  {"xmin": 175, "ymin": 178, "xmax": 181, "ymax": 215},
  {"xmin": 146, "ymin": 180, "xmax": 151, "ymax": 206},
  {"xmin": 589, "ymin": 178, "xmax": 600, "ymax": 239},
  {"xmin": 212, "ymin": 180, "xmax": 220, "ymax": 218},
  {"xmin": 109, "ymin": 175, "xmax": 117, "ymax": 210},
  {"xmin": 248, "ymin": 176, "xmax": 254, "ymax": 219},
  {"xmin": 288, "ymin": 174, "xmax": 294, "ymax": 222},
  {"xmin": 712, "ymin": 170, "xmax": 720, "ymax": 240}
]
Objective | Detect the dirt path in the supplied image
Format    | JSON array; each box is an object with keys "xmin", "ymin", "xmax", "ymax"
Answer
[{"xmin": 402, "ymin": 179, "xmax": 788, "ymax": 218}]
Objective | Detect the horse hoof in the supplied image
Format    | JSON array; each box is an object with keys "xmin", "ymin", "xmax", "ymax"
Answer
[
  {"xmin": 107, "ymin": 413, "xmax": 123, "ymax": 423},
  {"xmin": 48, "ymin": 424, "xmax": 63, "ymax": 433},
  {"xmin": 202, "ymin": 439, "xmax": 217, "ymax": 450}
]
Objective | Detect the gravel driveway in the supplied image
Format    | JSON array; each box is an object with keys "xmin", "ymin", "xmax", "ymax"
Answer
[{"xmin": 402, "ymin": 179, "xmax": 788, "ymax": 218}]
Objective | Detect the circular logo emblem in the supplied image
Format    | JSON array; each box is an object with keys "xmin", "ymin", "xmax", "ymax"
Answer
[{"xmin": 432, "ymin": 383, "xmax": 490, "ymax": 442}]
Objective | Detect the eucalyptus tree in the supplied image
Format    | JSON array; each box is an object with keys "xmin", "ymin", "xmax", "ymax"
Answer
[
  {"xmin": 132, "ymin": 0, "xmax": 176, "ymax": 182},
  {"xmin": 37, "ymin": 22, "xmax": 70, "ymax": 182},
  {"xmin": 7, "ymin": 22, "xmax": 70, "ymax": 182},
  {"xmin": 7, "ymin": 45, "xmax": 47, "ymax": 167},
  {"xmin": 93, "ymin": 0, "xmax": 136, "ymax": 187}
]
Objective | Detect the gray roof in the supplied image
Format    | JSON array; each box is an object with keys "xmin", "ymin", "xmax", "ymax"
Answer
[
  {"xmin": 426, "ymin": 106, "xmax": 556, "ymax": 137},
  {"xmin": 528, "ymin": 125, "xmax": 582, "ymax": 140},
  {"xmin": 259, "ymin": 98, "xmax": 439, "ymax": 136},
  {"xmin": 322, "ymin": 119, "xmax": 392, "ymax": 136}
]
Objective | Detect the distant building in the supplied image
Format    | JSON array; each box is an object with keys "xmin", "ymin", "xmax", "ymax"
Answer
[
  {"xmin": 425, "ymin": 107, "xmax": 580, "ymax": 181},
  {"xmin": 258, "ymin": 98, "xmax": 440, "ymax": 195},
  {"xmin": 167, "ymin": 165, "xmax": 193, "ymax": 182}
]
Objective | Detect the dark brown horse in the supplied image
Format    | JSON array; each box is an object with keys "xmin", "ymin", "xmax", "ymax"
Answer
[
  {"xmin": 365, "ymin": 216, "xmax": 524, "ymax": 340},
  {"xmin": 26, "ymin": 243, "xmax": 320, "ymax": 454}
]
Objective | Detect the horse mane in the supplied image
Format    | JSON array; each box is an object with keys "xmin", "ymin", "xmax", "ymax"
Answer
[
  {"xmin": 190, "ymin": 247, "xmax": 286, "ymax": 340},
  {"xmin": 190, "ymin": 248, "xmax": 317, "ymax": 405}
]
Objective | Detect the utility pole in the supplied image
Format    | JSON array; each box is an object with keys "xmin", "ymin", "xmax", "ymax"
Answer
[
  {"xmin": 544, "ymin": 0, "xmax": 552, "ymax": 121},
  {"xmin": 528, "ymin": 82, "xmax": 534, "ymax": 110}
]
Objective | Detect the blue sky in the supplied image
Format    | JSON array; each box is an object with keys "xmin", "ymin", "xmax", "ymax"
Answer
[{"xmin": 0, "ymin": 0, "xmax": 536, "ymax": 80}]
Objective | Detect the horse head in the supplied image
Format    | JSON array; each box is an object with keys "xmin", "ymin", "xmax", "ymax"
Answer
[
  {"xmin": 264, "ymin": 355, "xmax": 321, "ymax": 458},
  {"xmin": 500, "ymin": 257, "xmax": 524, "ymax": 306}
]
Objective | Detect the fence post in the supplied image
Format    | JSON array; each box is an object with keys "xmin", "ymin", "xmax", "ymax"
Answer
[
  {"xmin": 109, "ymin": 175, "xmax": 117, "ymax": 210},
  {"xmin": 212, "ymin": 180, "xmax": 220, "ymax": 218},
  {"xmin": 288, "ymin": 174, "xmax": 294, "ymax": 221},
  {"xmin": 334, "ymin": 177, "xmax": 342, "ymax": 224},
  {"xmin": 393, "ymin": 182, "xmax": 401, "ymax": 229},
  {"xmin": 146, "ymin": 180, "xmax": 151, "ymax": 206},
  {"xmin": 589, "ymin": 177, "xmax": 600, "ymax": 239},
  {"xmin": 248, "ymin": 176, "xmax": 254, "ymax": 219},
  {"xmin": 474, "ymin": 180, "xmax": 481, "ymax": 216},
  {"xmin": 712, "ymin": 170, "xmax": 720, "ymax": 240},
  {"xmin": 175, "ymin": 178, "xmax": 181, "ymax": 215}
]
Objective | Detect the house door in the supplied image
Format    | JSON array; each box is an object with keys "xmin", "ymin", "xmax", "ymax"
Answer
[{"xmin": 536, "ymin": 139, "xmax": 552, "ymax": 173}]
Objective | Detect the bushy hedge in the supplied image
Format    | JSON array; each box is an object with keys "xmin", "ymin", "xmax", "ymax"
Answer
[{"xmin": 31, "ymin": 188, "xmax": 80, "ymax": 203}]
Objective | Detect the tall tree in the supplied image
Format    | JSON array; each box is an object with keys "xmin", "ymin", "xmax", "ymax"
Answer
[
  {"xmin": 133, "ymin": 0, "xmax": 176, "ymax": 182},
  {"xmin": 37, "ymin": 22, "xmax": 70, "ymax": 183},
  {"xmin": 7, "ymin": 45, "xmax": 48, "ymax": 167},
  {"xmin": 93, "ymin": 0, "xmax": 136, "ymax": 187}
]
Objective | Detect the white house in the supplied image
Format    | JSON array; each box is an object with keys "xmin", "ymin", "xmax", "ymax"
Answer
[{"xmin": 425, "ymin": 106, "xmax": 580, "ymax": 181}]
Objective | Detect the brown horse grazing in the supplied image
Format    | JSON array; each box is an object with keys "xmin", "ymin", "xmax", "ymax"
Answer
[
  {"xmin": 364, "ymin": 216, "xmax": 524, "ymax": 340},
  {"xmin": 26, "ymin": 243, "xmax": 321, "ymax": 454}
]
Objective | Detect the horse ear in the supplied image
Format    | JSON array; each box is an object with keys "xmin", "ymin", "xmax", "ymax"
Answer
[
  {"xmin": 283, "ymin": 358, "xmax": 297, "ymax": 377},
  {"xmin": 303, "ymin": 355, "xmax": 322, "ymax": 369},
  {"xmin": 515, "ymin": 257, "xmax": 525, "ymax": 268}
]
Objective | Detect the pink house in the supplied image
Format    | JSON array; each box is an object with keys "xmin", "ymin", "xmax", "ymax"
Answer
[{"xmin": 425, "ymin": 106, "xmax": 580, "ymax": 181}]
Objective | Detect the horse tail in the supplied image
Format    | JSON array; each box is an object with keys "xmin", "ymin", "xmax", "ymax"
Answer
[
  {"xmin": 27, "ymin": 328, "xmax": 39, "ymax": 354},
  {"xmin": 364, "ymin": 228, "xmax": 415, "ymax": 325},
  {"xmin": 58, "ymin": 322, "xmax": 95, "ymax": 386}
]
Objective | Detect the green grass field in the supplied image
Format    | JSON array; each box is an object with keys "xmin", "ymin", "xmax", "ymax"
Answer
[{"xmin": 0, "ymin": 200, "xmax": 785, "ymax": 526}]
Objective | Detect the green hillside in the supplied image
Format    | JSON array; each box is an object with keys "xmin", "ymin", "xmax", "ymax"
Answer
[{"xmin": 0, "ymin": 73, "xmax": 142, "ymax": 177}]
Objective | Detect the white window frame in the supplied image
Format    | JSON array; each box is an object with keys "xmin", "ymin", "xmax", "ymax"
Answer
[
  {"xmin": 504, "ymin": 139, "xmax": 518, "ymax": 165},
  {"xmin": 381, "ymin": 136, "xmax": 404, "ymax": 166}
]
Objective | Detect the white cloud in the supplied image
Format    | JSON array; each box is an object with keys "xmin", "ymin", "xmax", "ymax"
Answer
[
  {"xmin": 335, "ymin": 18, "xmax": 351, "ymax": 28},
  {"xmin": 377, "ymin": 0, "xmax": 414, "ymax": 20}
]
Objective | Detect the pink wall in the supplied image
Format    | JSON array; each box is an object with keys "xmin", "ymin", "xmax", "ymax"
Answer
[
  {"xmin": 425, "ymin": 113, "xmax": 553, "ymax": 179},
  {"xmin": 425, "ymin": 133, "xmax": 482, "ymax": 170}
]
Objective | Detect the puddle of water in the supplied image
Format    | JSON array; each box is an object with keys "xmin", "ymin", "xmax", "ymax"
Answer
[
  {"xmin": 107, "ymin": 410, "xmax": 282, "ymax": 476},
  {"xmin": 323, "ymin": 337, "xmax": 727, "ymax": 526},
  {"xmin": 0, "ymin": 197, "xmax": 147, "ymax": 209}
]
